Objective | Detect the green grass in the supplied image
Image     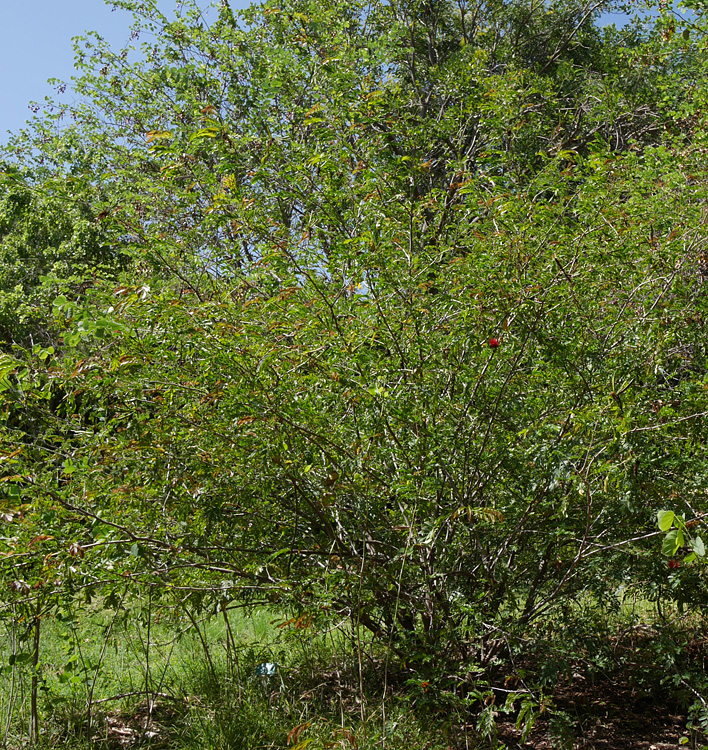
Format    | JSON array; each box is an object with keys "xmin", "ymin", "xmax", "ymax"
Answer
[
  {"xmin": 0, "ymin": 591, "xmax": 706, "ymax": 749},
  {"xmin": 0, "ymin": 595, "xmax": 461, "ymax": 750}
]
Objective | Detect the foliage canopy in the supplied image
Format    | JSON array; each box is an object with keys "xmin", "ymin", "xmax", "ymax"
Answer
[{"xmin": 2, "ymin": 0, "xmax": 708, "ymax": 739}]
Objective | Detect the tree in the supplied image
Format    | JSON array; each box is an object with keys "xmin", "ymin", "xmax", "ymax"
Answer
[
  {"xmin": 2, "ymin": 0, "xmax": 708, "ymax": 737},
  {"xmin": 0, "ymin": 149, "xmax": 124, "ymax": 347}
]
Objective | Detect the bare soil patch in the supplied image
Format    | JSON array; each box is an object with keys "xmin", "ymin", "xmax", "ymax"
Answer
[{"xmin": 497, "ymin": 677, "xmax": 704, "ymax": 749}]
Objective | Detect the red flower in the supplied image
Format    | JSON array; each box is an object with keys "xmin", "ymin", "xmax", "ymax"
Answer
[
  {"xmin": 489, "ymin": 338, "xmax": 500, "ymax": 348},
  {"xmin": 668, "ymin": 559, "xmax": 680, "ymax": 569}
]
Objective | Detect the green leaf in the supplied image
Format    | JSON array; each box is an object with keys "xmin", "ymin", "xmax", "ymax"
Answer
[
  {"xmin": 662, "ymin": 529, "xmax": 680, "ymax": 557},
  {"xmin": 9, "ymin": 653, "xmax": 32, "ymax": 666},
  {"xmin": 189, "ymin": 126, "xmax": 221, "ymax": 141},
  {"xmin": 657, "ymin": 510, "xmax": 675, "ymax": 532},
  {"xmin": 690, "ymin": 536, "xmax": 705, "ymax": 557}
]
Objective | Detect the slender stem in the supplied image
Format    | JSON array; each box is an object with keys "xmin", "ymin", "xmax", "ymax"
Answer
[
  {"xmin": 30, "ymin": 600, "xmax": 41, "ymax": 745},
  {"xmin": 3, "ymin": 616, "xmax": 17, "ymax": 748}
]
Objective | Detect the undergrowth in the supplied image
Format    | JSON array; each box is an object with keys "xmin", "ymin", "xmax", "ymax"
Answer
[{"xmin": 0, "ymin": 593, "xmax": 706, "ymax": 749}]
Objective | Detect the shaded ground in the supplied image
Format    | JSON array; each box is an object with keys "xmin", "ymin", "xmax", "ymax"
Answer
[
  {"xmin": 497, "ymin": 676, "xmax": 704, "ymax": 749},
  {"xmin": 99, "ymin": 698, "xmax": 185, "ymax": 748},
  {"xmin": 54, "ymin": 624, "xmax": 708, "ymax": 750},
  {"xmin": 94, "ymin": 684, "xmax": 705, "ymax": 750}
]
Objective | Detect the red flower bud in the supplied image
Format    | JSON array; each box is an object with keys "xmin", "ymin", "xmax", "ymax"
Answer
[
  {"xmin": 489, "ymin": 338, "xmax": 500, "ymax": 348},
  {"xmin": 668, "ymin": 559, "xmax": 680, "ymax": 569}
]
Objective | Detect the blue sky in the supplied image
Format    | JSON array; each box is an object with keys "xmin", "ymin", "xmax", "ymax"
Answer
[{"xmin": 0, "ymin": 0, "xmax": 251, "ymax": 144}]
